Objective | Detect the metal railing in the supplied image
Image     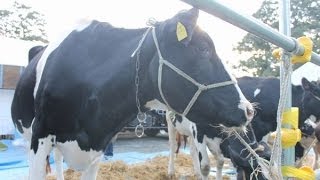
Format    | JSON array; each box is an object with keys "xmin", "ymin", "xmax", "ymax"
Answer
[{"xmin": 180, "ymin": 0, "xmax": 320, "ymax": 66}]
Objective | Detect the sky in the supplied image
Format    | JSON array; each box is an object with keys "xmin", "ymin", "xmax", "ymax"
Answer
[{"xmin": 0, "ymin": 0, "xmax": 263, "ymax": 74}]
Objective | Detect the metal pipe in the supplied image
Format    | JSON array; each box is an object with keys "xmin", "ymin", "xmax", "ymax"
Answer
[
  {"xmin": 180, "ymin": 0, "xmax": 320, "ymax": 66},
  {"xmin": 279, "ymin": 0, "xmax": 295, "ymax": 176}
]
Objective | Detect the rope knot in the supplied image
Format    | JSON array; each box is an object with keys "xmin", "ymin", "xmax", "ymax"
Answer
[{"xmin": 146, "ymin": 18, "xmax": 158, "ymax": 27}]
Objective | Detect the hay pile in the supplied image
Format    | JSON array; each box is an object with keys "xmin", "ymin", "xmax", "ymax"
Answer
[{"xmin": 47, "ymin": 153, "xmax": 232, "ymax": 180}]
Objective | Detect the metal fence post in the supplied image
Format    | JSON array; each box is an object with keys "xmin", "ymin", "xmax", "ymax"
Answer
[{"xmin": 279, "ymin": 0, "xmax": 295, "ymax": 179}]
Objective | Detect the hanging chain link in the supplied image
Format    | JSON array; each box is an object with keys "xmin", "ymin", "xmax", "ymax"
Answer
[
  {"xmin": 133, "ymin": 22, "xmax": 155, "ymax": 134},
  {"xmin": 135, "ymin": 47, "xmax": 142, "ymax": 114},
  {"xmin": 134, "ymin": 36, "xmax": 147, "ymax": 137}
]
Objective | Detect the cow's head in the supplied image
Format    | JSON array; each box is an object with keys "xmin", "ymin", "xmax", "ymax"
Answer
[
  {"xmin": 301, "ymin": 78, "xmax": 320, "ymax": 124},
  {"xmin": 148, "ymin": 8, "xmax": 253, "ymax": 128},
  {"xmin": 228, "ymin": 141, "xmax": 271, "ymax": 180}
]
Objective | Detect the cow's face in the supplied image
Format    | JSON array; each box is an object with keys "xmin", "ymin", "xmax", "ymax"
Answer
[
  {"xmin": 150, "ymin": 8, "xmax": 253, "ymax": 128},
  {"xmin": 301, "ymin": 78, "xmax": 320, "ymax": 123}
]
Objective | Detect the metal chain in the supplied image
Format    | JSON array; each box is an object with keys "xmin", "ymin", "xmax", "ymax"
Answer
[
  {"xmin": 133, "ymin": 28, "xmax": 155, "ymax": 137},
  {"xmin": 134, "ymin": 47, "xmax": 146, "ymax": 137},
  {"xmin": 132, "ymin": 27, "xmax": 152, "ymax": 124},
  {"xmin": 135, "ymin": 47, "xmax": 142, "ymax": 114}
]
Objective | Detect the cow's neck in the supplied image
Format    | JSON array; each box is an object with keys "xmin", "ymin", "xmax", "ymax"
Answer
[{"xmin": 131, "ymin": 26, "xmax": 163, "ymax": 112}]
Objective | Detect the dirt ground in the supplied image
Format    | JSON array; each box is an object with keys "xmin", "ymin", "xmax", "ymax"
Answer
[
  {"xmin": 46, "ymin": 131, "xmax": 234, "ymax": 180},
  {"xmin": 46, "ymin": 153, "xmax": 233, "ymax": 180},
  {"xmin": 45, "ymin": 131, "xmax": 318, "ymax": 180}
]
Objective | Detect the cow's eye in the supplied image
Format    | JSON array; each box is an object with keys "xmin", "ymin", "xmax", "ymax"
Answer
[{"xmin": 196, "ymin": 46, "xmax": 210, "ymax": 57}]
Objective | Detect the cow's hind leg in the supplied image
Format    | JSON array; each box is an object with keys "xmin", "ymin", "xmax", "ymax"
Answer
[
  {"xmin": 29, "ymin": 134, "xmax": 55, "ymax": 180},
  {"xmin": 54, "ymin": 148, "xmax": 65, "ymax": 180},
  {"xmin": 80, "ymin": 157, "xmax": 100, "ymax": 180},
  {"xmin": 189, "ymin": 137, "xmax": 202, "ymax": 179},
  {"xmin": 197, "ymin": 143, "xmax": 210, "ymax": 180}
]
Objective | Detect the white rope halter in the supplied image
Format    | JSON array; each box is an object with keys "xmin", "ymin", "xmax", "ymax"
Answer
[{"xmin": 132, "ymin": 26, "xmax": 236, "ymax": 117}]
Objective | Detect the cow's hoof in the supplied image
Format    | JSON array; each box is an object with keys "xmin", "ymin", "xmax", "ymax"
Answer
[
  {"xmin": 200, "ymin": 164, "xmax": 210, "ymax": 176},
  {"xmin": 168, "ymin": 173, "xmax": 175, "ymax": 179},
  {"xmin": 195, "ymin": 174, "xmax": 202, "ymax": 180}
]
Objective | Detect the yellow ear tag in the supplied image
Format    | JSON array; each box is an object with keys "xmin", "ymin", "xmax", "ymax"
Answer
[{"xmin": 176, "ymin": 22, "xmax": 188, "ymax": 41}]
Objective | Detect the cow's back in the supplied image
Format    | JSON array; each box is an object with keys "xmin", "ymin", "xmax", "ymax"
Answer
[
  {"xmin": 237, "ymin": 76, "xmax": 280, "ymax": 141},
  {"xmin": 238, "ymin": 76, "xmax": 280, "ymax": 117},
  {"xmin": 34, "ymin": 21, "xmax": 146, "ymax": 147}
]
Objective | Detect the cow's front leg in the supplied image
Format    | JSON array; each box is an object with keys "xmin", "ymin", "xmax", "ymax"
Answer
[
  {"xmin": 80, "ymin": 156, "xmax": 100, "ymax": 180},
  {"xmin": 214, "ymin": 153, "xmax": 224, "ymax": 180},
  {"xmin": 29, "ymin": 134, "xmax": 55, "ymax": 180},
  {"xmin": 54, "ymin": 148, "xmax": 65, "ymax": 180},
  {"xmin": 206, "ymin": 138, "xmax": 223, "ymax": 180},
  {"xmin": 166, "ymin": 116, "xmax": 178, "ymax": 178}
]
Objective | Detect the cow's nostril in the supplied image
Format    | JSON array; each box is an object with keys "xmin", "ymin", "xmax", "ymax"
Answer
[{"xmin": 247, "ymin": 108, "xmax": 254, "ymax": 118}]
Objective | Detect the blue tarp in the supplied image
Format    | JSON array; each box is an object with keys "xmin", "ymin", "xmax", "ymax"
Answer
[
  {"xmin": 0, "ymin": 134, "xmax": 174, "ymax": 179},
  {"xmin": 0, "ymin": 133, "xmax": 236, "ymax": 179}
]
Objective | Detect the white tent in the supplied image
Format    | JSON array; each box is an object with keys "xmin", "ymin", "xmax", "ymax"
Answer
[
  {"xmin": 0, "ymin": 37, "xmax": 44, "ymax": 67},
  {"xmin": 0, "ymin": 37, "xmax": 43, "ymax": 135},
  {"xmin": 292, "ymin": 62, "xmax": 320, "ymax": 85}
]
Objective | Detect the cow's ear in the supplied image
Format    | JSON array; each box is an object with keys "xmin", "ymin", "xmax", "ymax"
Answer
[
  {"xmin": 302, "ymin": 78, "xmax": 320, "ymax": 97},
  {"xmin": 175, "ymin": 8, "xmax": 199, "ymax": 46},
  {"xmin": 302, "ymin": 78, "xmax": 312, "ymax": 91}
]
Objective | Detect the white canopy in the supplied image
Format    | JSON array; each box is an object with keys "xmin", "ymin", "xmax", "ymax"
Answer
[
  {"xmin": 292, "ymin": 62, "xmax": 320, "ymax": 85},
  {"xmin": 0, "ymin": 37, "xmax": 44, "ymax": 67}
]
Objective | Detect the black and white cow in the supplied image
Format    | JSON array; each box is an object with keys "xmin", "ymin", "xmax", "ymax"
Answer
[
  {"xmin": 238, "ymin": 76, "xmax": 320, "ymax": 160},
  {"xmin": 11, "ymin": 8, "xmax": 254, "ymax": 180},
  {"xmin": 167, "ymin": 112, "xmax": 270, "ymax": 180},
  {"xmin": 167, "ymin": 76, "xmax": 320, "ymax": 180},
  {"xmin": 295, "ymin": 80, "xmax": 320, "ymax": 169}
]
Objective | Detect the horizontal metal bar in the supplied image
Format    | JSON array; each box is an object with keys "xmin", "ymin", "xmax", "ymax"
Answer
[{"xmin": 181, "ymin": 0, "xmax": 320, "ymax": 66}]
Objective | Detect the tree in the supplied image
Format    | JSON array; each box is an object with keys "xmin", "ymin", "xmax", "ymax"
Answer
[
  {"xmin": 0, "ymin": 1, "xmax": 48, "ymax": 43},
  {"xmin": 234, "ymin": 0, "xmax": 320, "ymax": 77}
]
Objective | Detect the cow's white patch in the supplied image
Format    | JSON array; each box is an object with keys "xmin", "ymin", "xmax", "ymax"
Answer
[
  {"xmin": 175, "ymin": 116, "xmax": 197, "ymax": 136},
  {"xmin": 166, "ymin": 111, "xmax": 197, "ymax": 137},
  {"xmin": 204, "ymin": 136, "xmax": 222, "ymax": 154},
  {"xmin": 33, "ymin": 20, "xmax": 92, "ymax": 98},
  {"xmin": 205, "ymin": 136, "xmax": 224, "ymax": 180},
  {"xmin": 220, "ymin": 61, "xmax": 253, "ymax": 121},
  {"xmin": 29, "ymin": 135, "xmax": 55, "ymax": 180},
  {"xmin": 262, "ymin": 133, "xmax": 271, "ymax": 144},
  {"xmin": 144, "ymin": 99, "xmax": 167, "ymax": 111},
  {"xmin": 53, "ymin": 148, "xmax": 64, "ymax": 180},
  {"xmin": 254, "ymin": 88, "xmax": 261, "ymax": 97},
  {"xmin": 16, "ymin": 119, "xmax": 32, "ymax": 142},
  {"xmin": 56, "ymin": 140, "xmax": 102, "ymax": 171},
  {"xmin": 237, "ymin": 99, "xmax": 254, "ymax": 123},
  {"xmin": 305, "ymin": 115, "xmax": 317, "ymax": 127}
]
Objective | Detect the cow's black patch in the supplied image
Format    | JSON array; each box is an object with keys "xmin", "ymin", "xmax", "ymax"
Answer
[
  {"xmin": 198, "ymin": 152, "xmax": 202, "ymax": 162},
  {"xmin": 192, "ymin": 126, "xmax": 196, "ymax": 138},
  {"xmin": 238, "ymin": 76, "xmax": 320, "ymax": 159},
  {"xmin": 14, "ymin": 9, "xmax": 251, "ymax": 157}
]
